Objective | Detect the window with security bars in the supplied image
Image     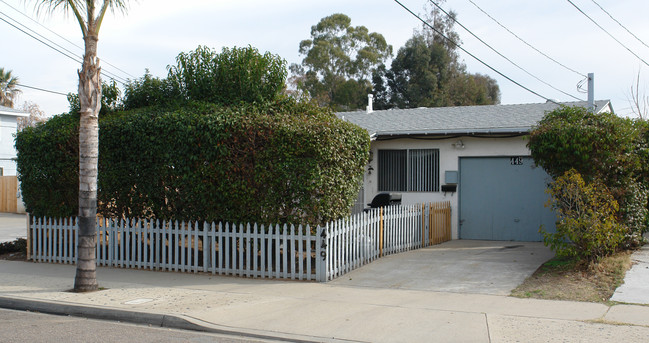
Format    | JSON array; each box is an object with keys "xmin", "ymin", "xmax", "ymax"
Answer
[{"xmin": 378, "ymin": 149, "xmax": 439, "ymax": 192}]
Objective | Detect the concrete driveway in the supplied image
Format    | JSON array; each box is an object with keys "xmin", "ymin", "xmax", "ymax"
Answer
[
  {"xmin": 330, "ymin": 240, "xmax": 555, "ymax": 295},
  {"xmin": 0, "ymin": 213, "xmax": 27, "ymax": 243}
]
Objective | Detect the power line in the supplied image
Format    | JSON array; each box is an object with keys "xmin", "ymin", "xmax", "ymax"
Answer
[
  {"xmin": 1, "ymin": 11, "xmax": 82, "ymax": 65},
  {"xmin": 0, "ymin": 11, "xmax": 128, "ymax": 85},
  {"xmin": 0, "ymin": 0, "xmax": 82, "ymax": 49},
  {"xmin": 392, "ymin": 0, "xmax": 555, "ymax": 103},
  {"xmin": 0, "ymin": 14, "xmax": 82, "ymax": 68},
  {"xmin": 429, "ymin": 0, "xmax": 584, "ymax": 101},
  {"xmin": 0, "ymin": 0, "xmax": 137, "ymax": 80},
  {"xmin": 566, "ymin": 0, "xmax": 649, "ymax": 68},
  {"xmin": 466, "ymin": 0, "xmax": 586, "ymax": 78},
  {"xmin": 16, "ymin": 83, "xmax": 69, "ymax": 96},
  {"xmin": 589, "ymin": 0, "xmax": 649, "ymax": 51}
]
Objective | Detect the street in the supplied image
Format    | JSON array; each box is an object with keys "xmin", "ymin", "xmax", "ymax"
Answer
[{"xmin": 0, "ymin": 308, "xmax": 281, "ymax": 343}]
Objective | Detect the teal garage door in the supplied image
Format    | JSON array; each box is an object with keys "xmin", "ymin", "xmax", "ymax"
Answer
[{"xmin": 459, "ymin": 156, "xmax": 556, "ymax": 241}]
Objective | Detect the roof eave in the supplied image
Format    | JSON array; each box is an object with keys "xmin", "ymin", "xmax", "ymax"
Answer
[
  {"xmin": 0, "ymin": 110, "xmax": 29, "ymax": 117},
  {"xmin": 373, "ymin": 127, "xmax": 531, "ymax": 138}
]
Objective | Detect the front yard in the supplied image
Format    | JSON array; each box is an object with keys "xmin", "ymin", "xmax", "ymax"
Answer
[{"xmin": 512, "ymin": 250, "xmax": 633, "ymax": 303}]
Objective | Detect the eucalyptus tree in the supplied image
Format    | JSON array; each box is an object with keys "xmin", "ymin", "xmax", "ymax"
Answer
[
  {"xmin": 33, "ymin": 0, "xmax": 128, "ymax": 292},
  {"xmin": 0, "ymin": 67, "xmax": 21, "ymax": 107},
  {"xmin": 290, "ymin": 13, "xmax": 392, "ymax": 111}
]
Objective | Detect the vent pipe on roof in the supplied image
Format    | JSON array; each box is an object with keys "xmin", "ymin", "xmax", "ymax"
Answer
[
  {"xmin": 587, "ymin": 73, "xmax": 595, "ymax": 113},
  {"xmin": 366, "ymin": 94, "xmax": 374, "ymax": 114}
]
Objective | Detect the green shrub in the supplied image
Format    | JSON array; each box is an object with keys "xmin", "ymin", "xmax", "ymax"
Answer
[
  {"xmin": 16, "ymin": 45, "xmax": 369, "ymax": 225},
  {"xmin": 122, "ymin": 71, "xmax": 182, "ymax": 110},
  {"xmin": 528, "ymin": 105, "xmax": 649, "ymax": 243},
  {"xmin": 14, "ymin": 112, "xmax": 79, "ymax": 218},
  {"xmin": 618, "ymin": 180, "xmax": 649, "ymax": 245},
  {"xmin": 123, "ymin": 45, "xmax": 288, "ymax": 110},
  {"xmin": 542, "ymin": 170, "xmax": 626, "ymax": 261},
  {"xmin": 99, "ymin": 98, "xmax": 368, "ymax": 225},
  {"xmin": 528, "ymin": 105, "xmax": 640, "ymax": 186},
  {"xmin": 16, "ymin": 99, "xmax": 370, "ymax": 225},
  {"xmin": 167, "ymin": 45, "xmax": 287, "ymax": 106},
  {"xmin": 0, "ymin": 238, "xmax": 27, "ymax": 255}
]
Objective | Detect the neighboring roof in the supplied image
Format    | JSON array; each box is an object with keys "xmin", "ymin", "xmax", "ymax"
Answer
[
  {"xmin": 337, "ymin": 100, "xmax": 612, "ymax": 139},
  {"xmin": 0, "ymin": 105, "xmax": 28, "ymax": 117}
]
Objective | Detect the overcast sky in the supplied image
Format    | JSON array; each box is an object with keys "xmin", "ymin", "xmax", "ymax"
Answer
[{"xmin": 3, "ymin": 0, "xmax": 649, "ymax": 117}]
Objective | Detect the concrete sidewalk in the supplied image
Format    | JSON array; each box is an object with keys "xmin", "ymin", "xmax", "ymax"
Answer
[
  {"xmin": 611, "ymin": 244, "xmax": 649, "ymax": 305},
  {"xmin": 1, "ymin": 261, "xmax": 649, "ymax": 342}
]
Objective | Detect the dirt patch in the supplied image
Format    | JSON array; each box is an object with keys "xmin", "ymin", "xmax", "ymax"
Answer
[
  {"xmin": 511, "ymin": 250, "xmax": 633, "ymax": 303},
  {"xmin": 0, "ymin": 251, "xmax": 26, "ymax": 261}
]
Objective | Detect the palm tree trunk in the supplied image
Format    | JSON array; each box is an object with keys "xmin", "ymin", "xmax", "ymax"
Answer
[{"xmin": 74, "ymin": 33, "xmax": 101, "ymax": 292}]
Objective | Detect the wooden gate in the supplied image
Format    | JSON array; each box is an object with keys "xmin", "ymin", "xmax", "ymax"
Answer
[{"xmin": 0, "ymin": 176, "xmax": 18, "ymax": 213}]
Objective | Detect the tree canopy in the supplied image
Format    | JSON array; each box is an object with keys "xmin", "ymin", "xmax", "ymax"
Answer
[
  {"xmin": 168, "ymin": 45, "xmax": 287, "ymax": 106},
  {"xmin": 289, "ymin": 13, "xmax": 392, "ymax": 111},
  {"xmin": 121, "ymin": 46, "xmax": 287, "ymax": 110},
  {"xmin": 373, "ymin": 2, "xmax": 500, "ymax": 109}
]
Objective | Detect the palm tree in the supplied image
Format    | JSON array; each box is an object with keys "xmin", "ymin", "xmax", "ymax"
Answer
[
  {"xmin": 34, "ymin": 0, "xmax": 128, "ymax": 292},
  {"xmin": 0, "ymin": 68, "xmax": 21, "ymax": 108}
]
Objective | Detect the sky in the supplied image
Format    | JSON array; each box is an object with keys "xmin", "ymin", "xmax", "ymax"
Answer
[{"xmin": 2, "ymin": 0, "xmax": 649, "ymax": 118}]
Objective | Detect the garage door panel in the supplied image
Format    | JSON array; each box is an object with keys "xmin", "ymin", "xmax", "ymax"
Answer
[{"xmin": 459, "ymin": 157, "xmax": 556, "ymax": 242}]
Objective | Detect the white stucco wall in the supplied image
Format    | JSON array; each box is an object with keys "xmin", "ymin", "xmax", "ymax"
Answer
[
  {"xmin": 363, "ymin": 135, "xmax": 532, "ymax": 239},
  {"xmin": 0, "ymin": 114, "xmax": 20, "ymax": 175}
]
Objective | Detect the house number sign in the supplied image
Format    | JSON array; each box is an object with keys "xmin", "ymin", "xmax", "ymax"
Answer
[{"xmin": 510, "ymin": 157, "xmax": 523, "ymax": 165}]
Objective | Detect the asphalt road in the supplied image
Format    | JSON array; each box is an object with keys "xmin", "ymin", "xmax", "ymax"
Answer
[{"xmin": 0, "ymin": 308, "xmax": 281, "ymax": 343}]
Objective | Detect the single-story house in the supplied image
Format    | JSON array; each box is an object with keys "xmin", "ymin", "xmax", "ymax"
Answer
[
  {"xmin": 338, "ymin": 99, "xmax": 613, "ymax": 242},
  {"xmin": 0, "ymin": 104, "xmax": 28, "ymax": 176}
]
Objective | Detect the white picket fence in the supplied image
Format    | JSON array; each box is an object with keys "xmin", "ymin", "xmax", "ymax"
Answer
[
  {"xmin": 28, "ymin": 202, "xmax": 451, "ymax": 282},
  {"xmin": 324, "ymin": 203, "xmax": 451, "ymax": 280}
]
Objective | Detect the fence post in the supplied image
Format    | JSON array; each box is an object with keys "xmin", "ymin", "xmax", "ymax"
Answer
[
  {"xmin": 26, "ymin": 213, "xmax": 31, "ymax": 260},
  {"xmin": 315, "ymin": 225, "xmax": 324, "ymax": 282},
  {"xmin": 429, "ymin": 203, "xmax": 433, "ymax": 245},
  {"xmin": 446, "ymin": 200, "xmax": 452, "ymax": 241},
  {"xmin": 421, "ymin": 204, "xmax": 425, "ymax": 248},
  {"xmin": 379, "ymin": 207, "xmax": 384, "ymax": 257}
]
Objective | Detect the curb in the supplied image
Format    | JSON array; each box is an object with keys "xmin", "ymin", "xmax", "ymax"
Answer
[
  {"xmin": 0, "ymin": 296, "xmax": 337, "ymax": 343},
  {"xmin": 0, "ymin": 296, "xmax": 203, "ymax": 330}
]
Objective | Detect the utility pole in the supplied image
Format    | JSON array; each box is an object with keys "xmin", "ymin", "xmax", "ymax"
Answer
[{"xmin": 587, "ymin": 73, "xmax": 594, "ymax": 112}]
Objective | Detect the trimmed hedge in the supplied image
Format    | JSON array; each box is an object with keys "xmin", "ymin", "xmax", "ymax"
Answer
[
  {"xmin": 16, "ymin": 98, "xmax": 370, "ymax": 225},
  {"xmin": 15, "ymin": 113, "xmax": 80, "ymax": 218}
]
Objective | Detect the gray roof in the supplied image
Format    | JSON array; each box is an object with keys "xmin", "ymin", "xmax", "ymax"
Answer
[
  {"xmin": 0, "ymin": 105, "xmax": 28, "ymax": 117},
  {"xmin": 337, "ymin": 100, "xmax": 612, "ymax": 139}
]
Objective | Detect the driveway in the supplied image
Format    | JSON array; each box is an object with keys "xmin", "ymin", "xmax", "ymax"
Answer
[
  {"xmin": 330, "ymin": 240, "xmax": 555, "ymax": 295},
  {"xmin": 0, "ymin": 213, "xmax": 27, "ymax": 243}
]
